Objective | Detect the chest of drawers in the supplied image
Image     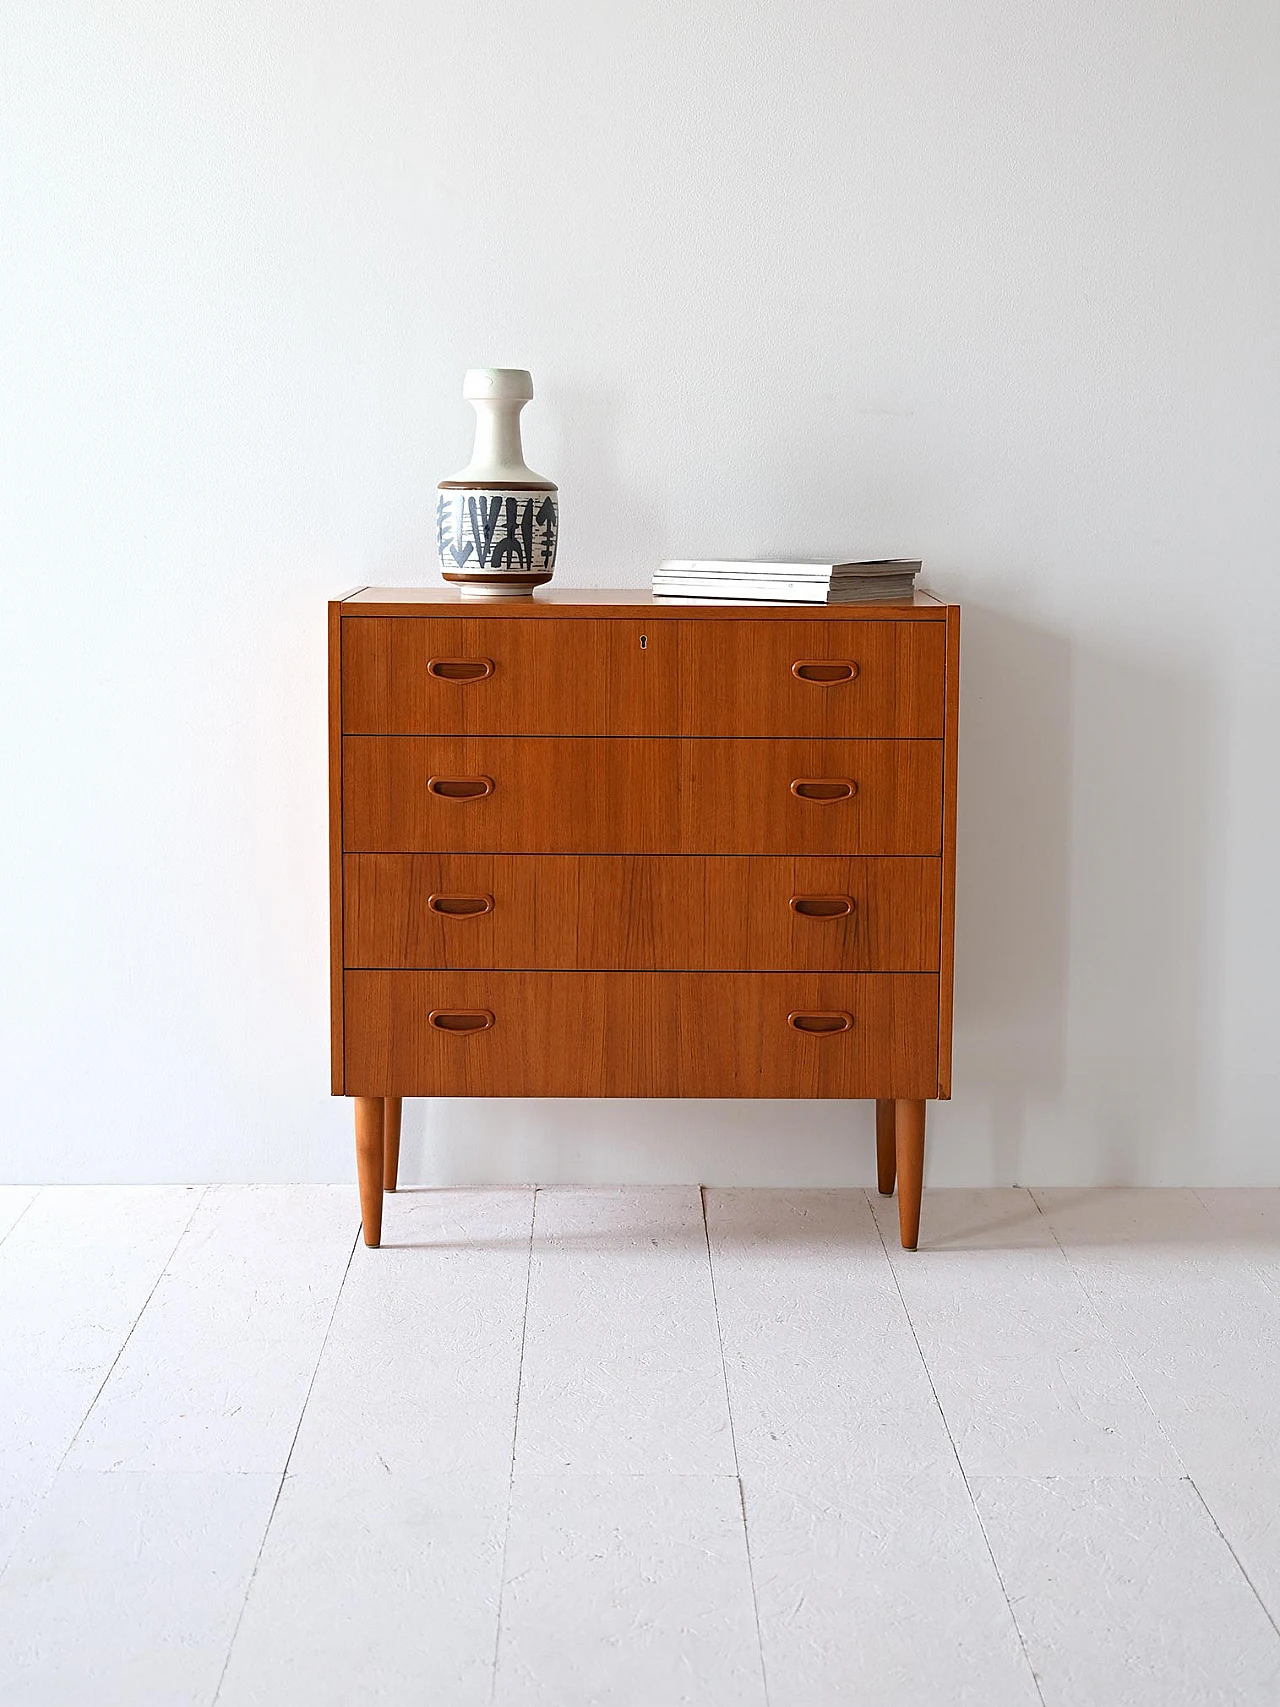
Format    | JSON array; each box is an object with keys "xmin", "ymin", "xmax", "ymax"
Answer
[{"xmin": 329, "ymin": 587, "xmax": 959, "ymax": 1249}]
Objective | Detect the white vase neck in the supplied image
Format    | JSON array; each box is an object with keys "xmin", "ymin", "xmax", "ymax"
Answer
[{"xmin": 453, "ymin": 396, "xmax": 554, "ymax": 487}]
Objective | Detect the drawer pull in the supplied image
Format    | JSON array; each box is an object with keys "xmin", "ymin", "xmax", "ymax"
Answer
[
  {"xmin": 428, "ymin": 1008, "xmax": 495, "ymax": 1033},
  {"xmin": 427, "ymin": 657, "xmax": 494, "ymax": 682},
  {"xmin": 790, "ymin": 778, "xmax": 856, "ymax": 803},
  {"xmin": 791, "ymin": 659, "xmax": 858, "ymax": 684},
  {"xmin": 427, "ymin": 775, "xmax": 494, "ymax": 800},
  {"xmin": 427, "ymin": 893, "xmax": 494, "ymax": 918},
  {"xmin": 788, "ymin": 1010, "xmax": 854, "ymax": 1035},
  {"xmin": 789, "ymin": 894, "xmax": 854, "ymax": 919}
]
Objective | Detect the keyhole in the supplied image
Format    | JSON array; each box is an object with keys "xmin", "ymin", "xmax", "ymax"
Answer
[{"xmin": 639, "ymin": 634, "xmax": 647, "ymax": 649}]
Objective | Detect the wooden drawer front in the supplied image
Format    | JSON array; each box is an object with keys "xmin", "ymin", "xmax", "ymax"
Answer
[
  {"xmin": 344, "ymin": 854, "xmax": 941, "ymax": 971},
  {"xmin": 342, "ymin": 737, "xmax": 943, "ymax": 856},
  {"xmin": 341, "ymin": 617, "xmax": 944, "ymax": 737},
  {"xmin": 344, "ymin": 970, "xmax": 939, "ymax": 1098},
  {"xmin": 675, "ymin": 619, "xmax": 944, "ymax": 738},
  {"xmin": 342, "ymin": 616, "xmax": 676, "ymax": 737}
]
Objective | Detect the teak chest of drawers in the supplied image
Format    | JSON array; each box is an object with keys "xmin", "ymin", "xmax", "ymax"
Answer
[{"xmin": 329, "ymin": 587, "xmax": 959, "ymax": 1249}]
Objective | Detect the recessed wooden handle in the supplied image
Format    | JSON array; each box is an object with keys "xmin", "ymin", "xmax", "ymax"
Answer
[
  {"xmin": 789, "ymin": 895, "xmax": 854, "ymax": 919},
  {"xmin": 427, "ymin": 658, "xmax": 494, "ymax": 682},
  {"xmin": 427, "ymin": 893, "xmax": 494, "ymax": 918},
  {"xmin": 428, "ymin": 1009, "xmax": 495, "ymax": 1033},
  {"xmin": 788, "ymin": 1010, "xmax": 854, "ymax": 1035},
  {"xmin": 427, "ymin": 775, "xmax": 494, "ymax": 800},
  {"xmin": 791, "ymin": 660, "xmax": 858, "ymax": 684},
  {"xmin": 790, "ymin": 778, "xmax": 856, "ymax": 803}
]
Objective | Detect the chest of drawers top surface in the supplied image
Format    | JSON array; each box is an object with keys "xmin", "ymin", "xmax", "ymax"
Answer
[{"xmin": 339, "ymin": 586, "xmax": 949, "ymax": 615}]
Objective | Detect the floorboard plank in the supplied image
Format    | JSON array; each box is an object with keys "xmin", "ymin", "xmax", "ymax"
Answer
[
  {"xmin": 0, "ymin": 1186, "xmax": 202, "ymax": 1563},
  {"xmin": 494, "ymin": 1474, "xmax": 765, "ymax": 1707},
  {"xmin": 0, "ymin": 1187, "xmax": 38, "ymax": 1247},
  {"xmin": 1192, "ymin": 1474, "xmax": 1280, "ymax": 1634},
  {"xmin": 0, "ymin": 1469, "xmax": 278, "ymax": 1707},
  {"xmin": 1195, "ymin": 1189, "xmax": 1280, "ymax": 1299},
  {"xmin": 218, "ymin": 1470, "xmax": 508, "ymax": 1707},
  {"xmin": 288, "ymin": 1188, "xmax": 534, "ymax": 1476},
  {"xmin": 974, "ymin": 1474, "xmax": 1280, "ymax": 1706},
  {"xmin": 746, "ymin": 1467, "xmax": 1040, "ymax": 1707},
  {"xmin": 1034, "ymin": 1189, "xmax": 1280, "ymax": 1477},
  {"xmin": 705, "ymin": 1188, "xmax": 951, "ymax": 1475},
  {"xmin": 871, "ymin": 1188, "xmax": 1179, "ymax": 1476},
  {"xmin": 514, "ymin": 1188, "xmax": 733, "ymax": 1475},
  {"xmin": 66, "ymin": 1187, "xmax": 356, "ymax": 1474}
]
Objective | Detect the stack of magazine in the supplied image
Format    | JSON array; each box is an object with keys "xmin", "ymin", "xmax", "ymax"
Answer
[{"xmin": 652, "ymin": 559, "xmax": 921, "ymax": 605}]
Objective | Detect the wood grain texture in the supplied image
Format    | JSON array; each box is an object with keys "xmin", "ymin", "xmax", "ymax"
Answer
[
  {"xmin": 340, "ymin": 617, "xmax": 944, "ymax": 738},
  {"xmin": 937, "ymin": 603, "xmax": 961, "ymax": 1098},
  {"xmin": 676, "ymin": 619, "xmax": 944, "ymax": 738},
  {"xmin": 343, "ymin": 854, "xmax": 942, "ymax": 972},
  {"xmin": 895, "ymin": 1098, "xmax": 926, "ymax": 1249},
  {"xmin": 342, "ymin": 737, "xmax": 943, "ymax": 857},
  {"xmin": 354, "ymin": 1097, "xmax": 384, "ymax": 1247},
  {"xmin": 342, "ymin": 617, "xmax": 675, "ymax": 737},
  {"xmin": 328, "ymin": 601, "xmax": 345, "ymax": 1095},
  {"xmin": 343, "ymin": 971, "xmax": 939, "ymax": 1099},
  {"xmin": 341, "ymin": 586, "xmax": 948, "ymax": 619}
]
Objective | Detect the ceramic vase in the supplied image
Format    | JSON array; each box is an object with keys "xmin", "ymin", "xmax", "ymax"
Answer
[{"xmin": 436, "ymin": 368, "xmax": 558, "ymax": 597}]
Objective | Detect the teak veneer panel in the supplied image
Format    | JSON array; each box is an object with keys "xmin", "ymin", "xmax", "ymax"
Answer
[
  {"xmin": 343, "ymin": 970, "xmax": 940, "ymax": 1099},
  {"xmin": 676, "ymin": 619, "xmax": 943, "ymax": 738},
  {"xmin": 344, "ymin": 853, "xmax": 942, "ymax": 972},
  {"xmin": 344, "ymin": 617, "xmax": 673, "ymax": 737},
  {"xmin": 341, "ymin": 617, "xmax": 944, "ymax": 738},
  {"xmin": 342, "ymin": 737, "xmax": 943, "ymax": 857}
]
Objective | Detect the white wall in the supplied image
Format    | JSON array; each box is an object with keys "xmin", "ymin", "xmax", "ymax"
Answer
[{"xmin": 4, "ymin": 1, "xmax": 1278, "ymax": 1186}]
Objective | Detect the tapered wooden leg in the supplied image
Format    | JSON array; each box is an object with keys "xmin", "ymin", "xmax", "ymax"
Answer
[
  {"xmin": 895, "ymin": 1099, "xmax": 926, "ymax": 1250},
  {"xmin": 354, "ymin": 1097, "xmax": 385, "ymax": 1248},
  {"xmin": 875, "ymin": 1099, "xmax": 897, "ymax": 1195},
  {"xmin": 383, "ymin": 1097, "xmax": 402, "ymax": 1193}
]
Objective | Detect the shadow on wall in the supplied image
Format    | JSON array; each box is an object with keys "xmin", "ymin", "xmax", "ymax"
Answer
[
  {"xmin": 947, "ymin": 599, "xmax": 1213, "ymax": 1185},
  {"xmin": 394, "ymin": 595, "xmax": 1214, "ymax": 1188},
  {"xmin": 1061, "ymin": 623, "xmax": 1213, "ymax": 1183},
  {"xmin": 947, "ymin": 602, "xmax": 1073, "ymax": 1181},
  {"xmin": 540, "ymin": 381, "xmax": 662, "ymax": 581}
]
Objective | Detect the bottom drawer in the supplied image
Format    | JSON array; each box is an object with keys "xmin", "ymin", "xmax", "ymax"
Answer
[{"xmin": 343, "ymin": 971, "xmax": 938, "ymax": 1098}]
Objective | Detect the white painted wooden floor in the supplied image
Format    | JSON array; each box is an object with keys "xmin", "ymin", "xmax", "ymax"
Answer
[{"xmin": 2, "ymin": 1185, "xmax": 1280, "ymax": 1706}]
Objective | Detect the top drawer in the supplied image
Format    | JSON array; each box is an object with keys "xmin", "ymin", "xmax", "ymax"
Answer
[{"xmin": 341, "ymin": 615, "xmax": 945, "ymax": 738}]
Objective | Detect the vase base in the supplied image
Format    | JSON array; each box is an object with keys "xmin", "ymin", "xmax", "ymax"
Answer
[{"xmin": 441, "ymin": 570, "xmax": 553, "ymax": 599}]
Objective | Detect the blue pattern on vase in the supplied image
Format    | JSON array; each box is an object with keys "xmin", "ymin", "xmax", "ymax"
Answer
[{"xmin": 436, "ymin": 491, "xmax": 558, "ymax": 573}]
